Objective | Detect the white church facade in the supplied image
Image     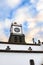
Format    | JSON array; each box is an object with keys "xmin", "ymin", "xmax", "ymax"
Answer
[{"xmin": 0, "ymin": 22, "xmax": 43, "ymax": 65}]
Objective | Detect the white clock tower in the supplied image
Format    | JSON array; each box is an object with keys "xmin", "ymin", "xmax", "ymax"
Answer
[
  {"xmin": 9, "ymin": 22, "xmax": 25, "ymax": 43},
  {"xmin": 10, "ymin": 22, "xmax": 23, "ymax": 35}
]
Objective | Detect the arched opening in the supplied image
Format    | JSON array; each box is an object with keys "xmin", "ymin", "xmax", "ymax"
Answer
[{"xmin": 30, "ymin": 59, "xmax": 35, "ymax": 65}]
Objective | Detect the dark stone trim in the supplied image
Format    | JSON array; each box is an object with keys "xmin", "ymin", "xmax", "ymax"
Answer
[
  {"xmin": 0, "ymin": 50, "xmax": 43, "ymax": 53},
  {"xmin": 11, "ymin": 25, "xmax": 22, "ymax": 27},
  {"xmin": 42, "ymin": 42, "xmax": 43, "ymax": 44},
  {"xmin": 0, "ymin": 42, "xmax": 40, "ymax": 46}
]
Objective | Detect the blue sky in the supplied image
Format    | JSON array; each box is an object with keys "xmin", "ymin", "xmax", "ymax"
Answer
[{"xmin": 0, "ymin": 0, "xmax": 43, "ymax": 43}]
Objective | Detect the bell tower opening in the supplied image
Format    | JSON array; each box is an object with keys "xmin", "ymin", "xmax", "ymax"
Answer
[{"xmin": 8, "ymin": 22, "xmax": 25, "ymax": 44}]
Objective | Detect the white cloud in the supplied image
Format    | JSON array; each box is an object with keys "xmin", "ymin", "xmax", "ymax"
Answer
[
  {"xmin": 0, "ymin": 19, "xmax": 11, "ymax": 42},
  {"xmin": 36, "ymin": 10, "xmax": 43, "ymax": 21},
  {"xmin": 4, "ymin": 19, "xmax": 12, "ymax": 29},
  {"xmin": 26, "ymin": 17, "xmax": 36, "ymax": 29},
  {"xmin": 36, "ymin": 0, "xmax": 43, "ymax": 22},
  {"xmin": 0, "ymin": 31, "xmax": 8, "ymax": 42},
  {"xmin": 31, "ymin": 0, "xmax": 38, "ymax": 4},
  {"xmin": 37, "ymin": 0, "xmax": 43, "ymax": 11},
  {"xmin": 12, "ymin": 7, "xmax": 27, "ymax": 24},
  {"xmin": 25, "ymin": 27, "xmax": 43, "ymax": 43},
  {"xmin": 0, "ymin": 19, "xmax": 12, "ymax": 29},
  {"xmin": 0, "ymin": 27, "xmax": 8, "ymax": 42},
  {"xmin": 7, "ymin": 0, "xmax": 21, "ymax": 8},
  {"xmin": 25, "ymin": 24, "xmax": 43, "ymax": 43}
]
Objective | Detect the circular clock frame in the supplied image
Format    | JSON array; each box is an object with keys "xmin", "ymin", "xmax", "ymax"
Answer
[{"xmin": 14, "ymin": 28, "xmax": 20, "ymax": 32}]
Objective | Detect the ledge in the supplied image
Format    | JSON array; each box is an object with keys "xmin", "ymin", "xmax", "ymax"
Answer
[
  {"xmin": 0, "ymin": 50, "xmax": 43, "ymax": 53},
  {"xmin": 0, "ymin": 42, "xmax": 40, "ymax": 46}
]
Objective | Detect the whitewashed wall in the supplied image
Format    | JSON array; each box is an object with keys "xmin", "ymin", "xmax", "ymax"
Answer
[
  {"xmin": 0, "ymin": 53, "xmax": 43, "ymax": 65},
  {"xmin": 0, "ymin": 44, "xmax": 43, "ymax": 51}
]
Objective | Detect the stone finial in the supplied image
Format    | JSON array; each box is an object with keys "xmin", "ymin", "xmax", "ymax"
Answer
[
  {"xmin": 28, "ymin": 47, "xmax": 32, "ymax": 51},
  {"xmin": 14, "ymin": 22, "xmax": 17, "ymax": 24},
  {"xmin": 6, "ymin": 46, "xmax": 10, "ymax": 50}
]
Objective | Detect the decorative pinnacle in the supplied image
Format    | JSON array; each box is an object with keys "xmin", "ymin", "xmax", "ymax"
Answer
[{"xmin": 14, "ymin": 22, "xmax": 17, "ymax": 24}]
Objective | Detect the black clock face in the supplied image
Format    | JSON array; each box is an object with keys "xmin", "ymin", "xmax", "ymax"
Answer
[{"xmin": 14, "ymin": 28, "xmax": 20, "ymax": 32}]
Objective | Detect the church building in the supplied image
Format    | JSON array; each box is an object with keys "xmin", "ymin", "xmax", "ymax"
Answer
[{"xmin": 0, "ymin": 22, "xmax": 43, "ymax": 65}]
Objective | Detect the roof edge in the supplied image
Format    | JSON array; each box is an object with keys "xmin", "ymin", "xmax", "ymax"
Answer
[
  {"xmin": 0, "ymin": 50, "xmax": 43, "ymax": 53},
  {"xmin": 0, "ymin": 41, "xmax": 40, "ymax": 46}
]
